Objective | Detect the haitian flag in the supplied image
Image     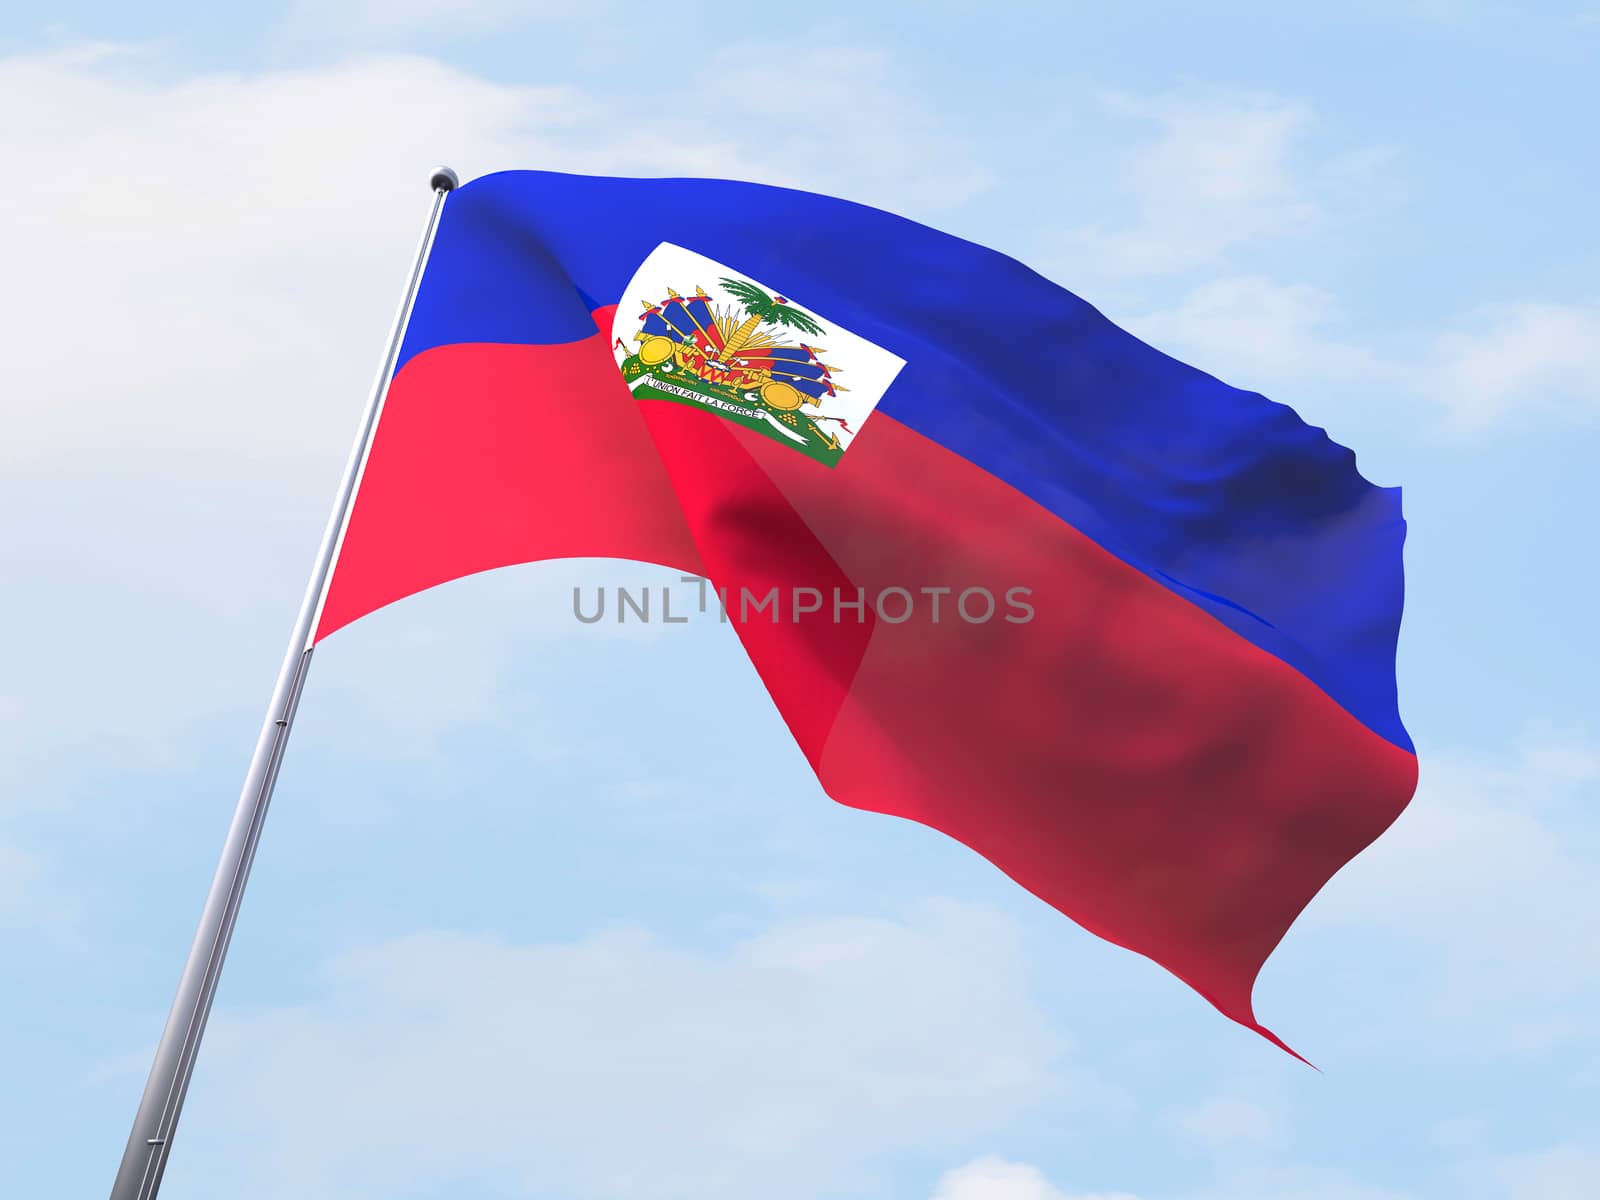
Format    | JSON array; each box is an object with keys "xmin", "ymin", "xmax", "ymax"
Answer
[{"xmin": 313, "ymin": 171, "xmax": 1416, "ymax": 1054}]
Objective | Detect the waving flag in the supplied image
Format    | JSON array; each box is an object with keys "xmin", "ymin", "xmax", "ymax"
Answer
[{"xmin": 313, "ymin": 170, "xmax": 1416, "ymax": 1052}]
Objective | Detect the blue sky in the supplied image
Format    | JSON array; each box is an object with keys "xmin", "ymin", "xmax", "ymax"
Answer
[{"xmin": 3, "ymin": 3, "xmax": 1598, "ymax": 1198}]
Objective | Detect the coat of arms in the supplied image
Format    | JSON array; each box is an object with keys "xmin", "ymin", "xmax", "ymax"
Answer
[{"xmin": 612, "ymin": 244, "xmax": 905, "ymax": 467}]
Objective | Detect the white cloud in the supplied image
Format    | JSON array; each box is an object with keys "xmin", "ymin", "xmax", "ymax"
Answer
[
  {"xmin": 1186, "ymin": 1165, "xmax": 1417, "ymax": 1200},
  {"xmin": 295, "ymin": 558, "xmax": 704, "ymax": 764},
  {"xmin": 1125, "ymin": 279, "xmax": 1600, "ymax": 443},
  {"xmin": 1043, "ymin": 89, "xmax": 1600, "ymax": 438},
  {"xmin": 931, "ymin": 1156, "xmax": 1140, "ymax": 1200},
  {"xmin": 1430, "ymin": 1115, "xmax": 1488, "ymax": 1149},
  {"xmin": 2, "ymin": 46, "xmax": 582, "ymax": 467},
  {"xmin": 0, "ymin": 842, "xmax": 43, "ymax": 925},
  {"xmin": 162, "ymin": 901, "xmax": 1067, "ymax": 1200},
  {"xmin": 283, "ymin": 0, "xmax": 572, "ymax": 39},
  {"xmin": 698, "ymin": 43, "xmax": 993, "ymax": 210},
  {"xmin": 1498, "ymin": 1144, "xmax": 1600, "ymax": 1200},
  {"xmin": 0, "ymin": 804, "xmax": 75, "ymax": 936},
  {"xmin": 927, "ymin": 1148, "xmax": 1431, "ymax": 1200},
  {"xmin": 1063, "ymin": 93, "xmax": 1327, "ymax": 279},
  {"xmin": 925, "ymin": 1157, "xmax": 1415, "ymax": 1200},
  {"xmin": 1426, "ymin": 301, "xmax": 1600, "ymax": 431},
  {"xmin": 1125, "ymin": 274, "xmax": 1377, "ymax": 388},
  {"xmin": 1174, "ymin": 1095, "xmax": 1284, "ymax": 1153},
  {"xmin": 1296, "ymin": 731, "xmax": 1600, "ymax": 1053}
]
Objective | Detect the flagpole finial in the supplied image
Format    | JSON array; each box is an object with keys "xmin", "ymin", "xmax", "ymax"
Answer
[{"xmin": 429, "ymin": 166, "xmax": 460, "ymax": 193}]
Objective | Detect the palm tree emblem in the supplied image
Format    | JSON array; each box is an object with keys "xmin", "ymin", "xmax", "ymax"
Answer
[{"xmin": 717, "ymin": 277, "xmax": 826, "ymax": 356}]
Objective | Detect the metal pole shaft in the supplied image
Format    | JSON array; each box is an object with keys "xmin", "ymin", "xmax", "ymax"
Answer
[{"xmin": 109, "ymin": 167, "xmax": 460, "ymax": 1200}]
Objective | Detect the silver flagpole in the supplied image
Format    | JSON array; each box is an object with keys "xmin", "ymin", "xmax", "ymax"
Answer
[{"xmin": 108, "ymin": 165, "xmax": 460, "ymax": 1200}]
